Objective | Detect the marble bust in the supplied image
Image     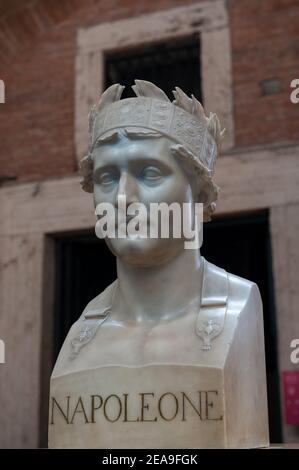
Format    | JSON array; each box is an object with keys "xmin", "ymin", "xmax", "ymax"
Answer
[{"xmin": 48, "ymin": 81, "xmax": 269, "ymax": 448}]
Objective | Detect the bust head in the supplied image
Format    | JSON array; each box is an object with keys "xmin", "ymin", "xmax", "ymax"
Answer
[{"xmin": 79, "ymin": 81, "xmax": 224, "ymax": 267}]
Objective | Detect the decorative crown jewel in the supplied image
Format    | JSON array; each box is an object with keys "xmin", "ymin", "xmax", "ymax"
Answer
[{"xmin": 88, "ymin": 80, "xmax": 225, "ymax": 175}]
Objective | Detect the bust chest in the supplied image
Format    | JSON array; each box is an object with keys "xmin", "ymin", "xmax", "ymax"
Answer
[{"xmin": 72, "ymin": 309, "xmax": 202, "ymax": 367}]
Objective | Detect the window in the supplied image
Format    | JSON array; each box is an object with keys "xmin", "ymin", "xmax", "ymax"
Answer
[{"xmin": 105, "ymin": 36, "xmax": 202, "ymax": 101}]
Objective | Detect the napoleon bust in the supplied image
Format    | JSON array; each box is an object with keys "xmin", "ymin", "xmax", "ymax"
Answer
[{"xmin": 48, "ymin": 81, "xmax": 269, "ymax": 448}]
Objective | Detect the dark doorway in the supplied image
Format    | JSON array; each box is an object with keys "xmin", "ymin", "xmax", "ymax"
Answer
[
  {"xmin": 105, "ymin": 35, "xmax": 202, "ymax": 101},
  {"xmin": 53, "ymin": 211, "xmax": 282, "ymax": 442}
]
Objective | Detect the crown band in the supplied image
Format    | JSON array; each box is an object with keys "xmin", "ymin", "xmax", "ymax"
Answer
[{"xmin": 91, "ymin": 97, "xmax": 218, "ymax": 174}]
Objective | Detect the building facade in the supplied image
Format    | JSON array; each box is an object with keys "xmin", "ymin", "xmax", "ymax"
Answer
[{"xmin": 0, "ymin": 0, "xmax": 299, "ymax": 448}]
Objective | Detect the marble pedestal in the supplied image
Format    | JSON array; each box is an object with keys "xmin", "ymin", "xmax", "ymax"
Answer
[{"xmin": 49, "ymin": 363, "xmax": 267, "ymax": 449}]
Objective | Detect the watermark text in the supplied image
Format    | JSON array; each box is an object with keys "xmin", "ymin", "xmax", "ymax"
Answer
[
  {"xmin": 290, "ymin": 79, "xmax": 299, "ymax": 104},
  {"xmin": 0, "ymin": 339, "xmax": 5, "ymax": 364},
  {"xmin": 0, "ymin": 79, "xmax": 4, "ymax": 103},
  {"xmin": 95, "ymin": 196, "xmax": 203, "ymax": 249},
  {"xmin": 290, "ymin": 339, "xmax": 299, "ymax": 364}
]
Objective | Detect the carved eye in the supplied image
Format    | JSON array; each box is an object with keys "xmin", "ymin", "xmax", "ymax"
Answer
[
  {"xmin": 95, "ymin": 171, "xmax": 118, "ymax": 186},
  {"xmin": 140, "ymin": 166, "xmax": 163, "ymax": 182}
]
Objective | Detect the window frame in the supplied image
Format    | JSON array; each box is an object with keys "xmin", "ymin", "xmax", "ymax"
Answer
[{"xmin": 75, "ymin": 1, "xmax": 234, "ymax": 161}]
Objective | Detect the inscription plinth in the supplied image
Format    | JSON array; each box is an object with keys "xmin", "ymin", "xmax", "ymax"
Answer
[{"xmin": 49, "ymin": 366, "xmax": 224, "ymax": 448}]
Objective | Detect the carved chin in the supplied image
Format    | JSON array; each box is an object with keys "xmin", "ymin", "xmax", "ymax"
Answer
[{"xmin": 105, "ymin": 237, "xmax": 184, "ymax": 267}]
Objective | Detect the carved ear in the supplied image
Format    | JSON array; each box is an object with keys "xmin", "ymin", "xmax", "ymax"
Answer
[
  {"xmin": 132, "ymin": 79, "xmax": 170, "ymax": 102},
  {"xmin": 172, "ymin": 87, "xmax": 193, "ymax": 114}
]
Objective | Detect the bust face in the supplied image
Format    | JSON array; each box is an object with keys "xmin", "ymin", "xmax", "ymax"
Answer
[{"xmin": 92, "ymin": 131, "xmax": 198, "ymax": 267}]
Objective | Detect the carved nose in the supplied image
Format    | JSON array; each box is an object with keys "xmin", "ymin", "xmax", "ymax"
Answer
[{"xmin": 116, "ymin": 171, "xmax": 139, "ymax": 207}]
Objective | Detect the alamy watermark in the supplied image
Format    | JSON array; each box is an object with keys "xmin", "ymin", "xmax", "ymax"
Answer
[
  {"xmin": 290, "ymin": 79, "xmax": 299, "ymax": 104},
  {"xmin": 0, "ymin": 79, "xmax": 5, "ymax": 103},
  {"xmin": 0, "ymin": 339, "xmax": 5, "ymax": 364},
  {"xmin": 290, "ymin": 339, "xmax": 299, "ymax": 364},
  {"xmin": 95, "ymin": 196, "xmax": 203, "ymax": 249}
]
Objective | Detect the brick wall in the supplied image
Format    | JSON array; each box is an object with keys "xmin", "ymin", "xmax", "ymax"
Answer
[
  {"xmin": 0, "ymin": 0, "xmax": 298, "ymax": 183},
  {"xmin": 230, "ymin": 0, "xmax": 299, "ymax": 146}
]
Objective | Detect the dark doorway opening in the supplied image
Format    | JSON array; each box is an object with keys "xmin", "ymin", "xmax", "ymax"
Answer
[{"xmin": 53, "ymin": 211, "xmax": 282, "ymax": 442}]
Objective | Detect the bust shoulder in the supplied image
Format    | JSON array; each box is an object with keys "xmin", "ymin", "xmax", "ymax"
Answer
[
  {"xmin": 200, "ymin": 258, "xmax": 261, "ymax": 316},
  {"xmin": 227, "ymin": 269, "xmax": 261, "ymax": 307}
]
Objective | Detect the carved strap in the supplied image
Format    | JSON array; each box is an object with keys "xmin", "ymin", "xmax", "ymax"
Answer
[
  {"xmin": 69, "ymin": 281, "xmax": 117, "ymax": 360},
  {"xmin": 195, "ymin": 258, "xmax": 229, "ymax": 351}
]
